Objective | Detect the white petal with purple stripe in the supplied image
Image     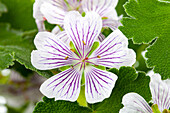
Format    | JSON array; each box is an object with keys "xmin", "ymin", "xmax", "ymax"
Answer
[
  {"xmin": 64, "ymin": 11, "xmax": 102, "ymax": 54},
  {"xmin": 90, "ymin": 29, "xmax": 136, "ymax": 69},
  {"xmin": 85, "ymin": 66, "xmax": 118, "ymax": 103},
  {"xmin": 120, "ymin": 93, "xmax": 152, "ymax": 113},
  {"xmin": 82, "ymin": 0, "xmax": 118, "ymax": 18},
  {"xmin": 150, "ymin": 74, "xmax": 170, "ymax": 112},
  {"xmin": 31, "ymin": 32, "xmax": 75, "ymax": 70},
  {"xmin": 40, "ymin": 68, "xmax": 82, "ymax": 101},
  {"xmin": 40, "ymin": 1, "xmax": 66, "ymax": 25}
]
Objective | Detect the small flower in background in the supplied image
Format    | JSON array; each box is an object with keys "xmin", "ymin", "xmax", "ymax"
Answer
[
  {"xmin": 33, "ymin": 0, "xmax": 46, "ymax": 31},
  {"xmin": 119, "ymin": 74, "xmax": 170, "ymax": 113},
  {"xmin": 31, "ymin": 11, "xmax": 136, "ymax": 103},
  {"xmin": 35, "ymin": 0, "xmax": 121, "ymax": 41},
  {"xmin": 40, "ymin": 0, "xmax": 82, "ymax": 25}
]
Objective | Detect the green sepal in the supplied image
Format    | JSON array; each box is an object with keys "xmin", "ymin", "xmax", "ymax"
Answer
[
  {"xmin": 77, "ymin": 85, "xmax": 87, "ymax": 107},
  {"xmin": 151, "ymin": 104, "xmax": 161, "ymax": 113},
  {"xmin": 93, "ymin": 65, "xmax": 106, "ymax": 70},
  {"xmin": 87, "ymin": 41, "xmax": 99, "ymax": 57},
  {"xmin": 70, "ymin": 41, "xmax": 80, "ymax": 57},
  {"xmin": 59, "ymin": 66, "xmax": 70, "ymax": 71}
]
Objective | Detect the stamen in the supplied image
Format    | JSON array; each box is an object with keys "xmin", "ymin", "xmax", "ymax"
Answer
[
  {"xmin": 85, "ymin": 57, "xmax": 88, "ymax": 60},
  {"xmin": 82, "ymin": 40, "xmax": 86, "ymax": 45},
  {"xmin": 65, "ymin": 56, "xmax": 69, "ymax": 60},
  {"xmin": 71, "ymin": 65, "xmax": 74, "ymax": 69},
  {"xmin": 97, "ymin": 55, "xmax": 101, "ymax": 58},
  {"xmin": 70, "ymin": 49, "xmax": 75, "ymax": 53}
]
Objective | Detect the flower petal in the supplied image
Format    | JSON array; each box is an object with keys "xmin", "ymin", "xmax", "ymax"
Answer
[
  {"xmin": 33, "ymin": 0, "xmax": 45, "ymax": 20},
  {"xmin": 98, "ymin": 33, "xmax": 105, "ymax": 42},
  {"xmin": 84, "ymin": 66, "xmax": 118, "ymax": 103},
  {"xmin": 82, "ymin": 0, "xmax": 118, "ymax": 18},
  {"xmin": 64, "ymin": 11, "xmax": 102, "ymax": 53},
  {"xmin": 40, "ymin": 1, "xmax": 67, "ymax": 25},
  {"xmin": 103, "ymin": 18, "xmax": 122, "ymax": 31},
  {"xmin": 31, "ymin": 32, "xmax": 74, "ymax": 70},
  {"xmin": 90, "ymin": 29, "xmax": 136, "ymax": 68},
  {"xmin": 150, "ymin": 74, "xmax": 170, "ymax": 111},
  {"xmin": 55, "ymin": 31, "xmax": 70, "ymax": 45},
  {"xmin": 35, "ymin": 19, "xmax": 45, "ymax": 31},
  {"xmin": 120, "ymin": 93, "xmax": 152, "ymax": 113},
  {"xmin": 40, "ymin": 68, "xmax": 82, "ymax": 102}
]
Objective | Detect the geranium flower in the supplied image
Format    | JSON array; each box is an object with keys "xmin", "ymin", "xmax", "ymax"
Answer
[
  {"xmin": 120, "ymin": 74, "xmax": 170, "ymax": 113},
  {"xmin": 40, "ymin": 0, "xmax": 120, "ymax": 39},
  {"xmin": 31, "ymin": 11, "xmax": 136, "ymax": 103},
  {"xmin": 40, "ymin": 0, "xmax": 82, "ymax": 25}
]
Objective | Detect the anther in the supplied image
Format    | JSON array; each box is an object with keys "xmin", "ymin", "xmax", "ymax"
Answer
[
  {"xmin": 82, "ymin": 41, "xmax": 86, "ymax": 45},
  {"xmin": 65, "ymin": 56, "xmax": 69, "ymax": 60},
  {"xmin": 85, "ymin": 57, "xmax": 88, "ymax": 60},
  {"xmin": 70, "ymin": 49, "xmax": 75, "ymax": 53},
  {"xmin": 71, "ymin": 65, "xmax": 74, "ymax": 69},
  {"xmin": 97, "ymin": 55, "xmax": 101, "ymax": 58}
]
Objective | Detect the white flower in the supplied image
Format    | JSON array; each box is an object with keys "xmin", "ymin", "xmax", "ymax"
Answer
[
  {"xmin": 120, "ymin": 74, "xmax": 170, "ymax": 113},
  {"xmin": 31, "ymin": 11, "xmax": 136, "ymax": 103},
  {"xmin": 40, "ymin": 0, "xmax": 121, "ymax": 41}
]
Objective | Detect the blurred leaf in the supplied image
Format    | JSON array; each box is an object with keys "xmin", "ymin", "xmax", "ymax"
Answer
[
  {"xmin": 0, "ymin": 23, "xmax": 53, "ymax": 78},
  {"xmin": 0, "ymin": 1, "xmax": 7, "ymax": 16},
  {"xmin": 0, "ymin": 0, "xmax": 36, "ymax": 30},
  {"xmin": 33, "ymin": 97, "xmax": 92, "ymax": 113}
]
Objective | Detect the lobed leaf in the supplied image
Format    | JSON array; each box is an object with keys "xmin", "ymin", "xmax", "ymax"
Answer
[{"xmin": 0, "ymin": 23, "xmax": 53, "ymax": 78}]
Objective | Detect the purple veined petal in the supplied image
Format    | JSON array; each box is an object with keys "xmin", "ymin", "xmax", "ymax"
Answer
[
  {"xmin": 98, "ymin": 33, "xmax": 105, "ymax": 42},
  {"xmin": 55, "ymin": 30, "xmax": 70, "ymax": 45},
  {"xmin": 31, "ymin": 32, "xmax": 75, "ymax": 70},
  {"xmin": 89, "ymin": 29, "xmax": 136, "ymax": 69},
  {"xmin": 51, "ymin": 25, "xmax": 63, "ymax": 35},
  {"xmin": 64, "ymin": 11, "xmax": 102, "ymax": 53},
  {"xmin": 84, "ymin": 66, "xmax": 118, "ymax": 103},
  {"xmin": 40, "ymin": 68, "xmax": 82, "ymax": 102},
  {"xmin": 150, "ymin": 74, "xmax": 170, "ymax": 112},
  {"xmin": 40, "ymin": 1, "xmax": 66, "ymax": 25},
  {"xmin": 103, "ymin": 18, "xmax": 122, "ymax": 31},
  {"xmin": 120, "ymin": 93, "xmax": 153, "ymax": 113},
  {"xmin": 67, "ymin": 0, "xmax": 82, "ymax": 11},
  {"xmin": 35, "ymin": 19, "xmax": 45, "ymax": 31},
  {"xmin": 82, "ymin": 0, "xmax": 118, "ymax": 18}
]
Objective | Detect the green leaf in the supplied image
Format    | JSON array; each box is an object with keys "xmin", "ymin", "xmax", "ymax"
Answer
[
  {"xmin": 0, "ymin": 2, "xmax": 7, "ymax": 16},
  {"xmin": 0, "ymin": 23, "xmax": 53, "ymax": 78},
  {"xmin": 146, "ymin": 37, "xmax": 170, "ymax": 79},
  {"xmin": 119, "ymin": 0, "xmax": 170, "ymax": 79},
  {"xmin": 151, "ymin": 104, "xmax": 161, "ymax": 113},
  {"xmin": 33, "ymin": 97, "xmax": 92, "ymax": 113},
  {"xmin": 119, "ymin": 0, "xmax": 170, "ymax": 44},
  {"xmin": 0, "ymin": 48, "xmax": 14, "ymax": 70},
  {"xmin": 0, "ymin": 0, "xmax": 36, "ymax": 30},
  {"xmin": 88, "ymin": 67, "xmax": 151, "ymax": 113},
  {"xmin": 116, "ymin": 0, "xmax": 128, "ymax": 16}
]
